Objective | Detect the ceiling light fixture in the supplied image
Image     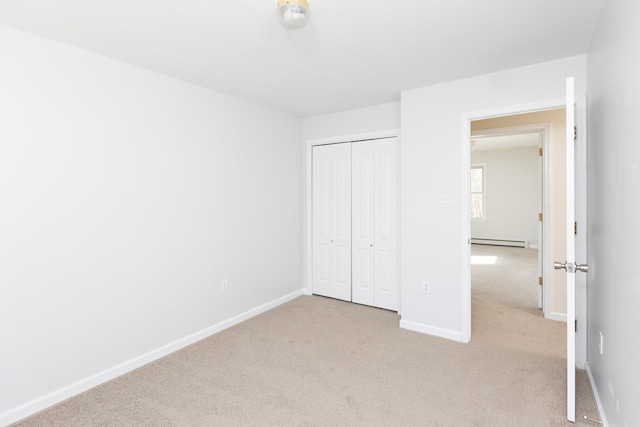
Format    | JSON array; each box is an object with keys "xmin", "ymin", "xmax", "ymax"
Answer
[{"xmin": 277, "ymin": 0, "xmax": 310, "ymax": 30}]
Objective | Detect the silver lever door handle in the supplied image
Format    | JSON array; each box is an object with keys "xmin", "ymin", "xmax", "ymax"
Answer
[
  {"xmin": 554, "ymin": 261, "xmax": 567, "ymax": 271},
  {"xmin": 576, "ymin": 264, "xmax": 589, "ymax": 273}
]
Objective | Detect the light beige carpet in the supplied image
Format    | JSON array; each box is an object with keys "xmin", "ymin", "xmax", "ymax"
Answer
[
  {"xmin": 13, "ymin": 246, "xmax": 600, "ymax": 426},
  {"xmin": 471, "ymin": 244, "xmax": 540, "ymax": 310}
]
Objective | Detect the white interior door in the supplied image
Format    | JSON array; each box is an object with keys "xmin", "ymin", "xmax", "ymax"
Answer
[
  {"xmin": 372, "ymin": 138, "xmax": 398, "ymax": 310},
  {"xmin": 566, "ymin": 77, "xmax": 576, "ymax": 424},
  {"xmin": 312, "ymin": 143, "xmax": 352, "ymax": 302},
  {"xmin": 352, "ymin": 141, "xmax": 375, "ymax": 306},
  {"xmin": 352, "ymin": 138, "xmax": 398, "ymax": 310},
  {"xmin": 556, "ymin": 77, "xmax": 578, "ymax": 422},
  {"xmin": 574, "ymin": 98, "xmax": 588, "ymax": 370},
  {"xmin": 555, "ymin": 78, "xmax": 590, "ymax": 423}
]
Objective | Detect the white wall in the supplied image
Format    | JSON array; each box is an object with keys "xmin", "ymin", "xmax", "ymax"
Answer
[
  {"xmin": 586, "ymin": 0, "xmax": 640, "ymax": 425},
  {"xmin": 470, "ymin": 147, "xmax": 539, "ymax": 246},
  {"xmin": 400, "ymin": 55, "xmax": 586, "ymax": 340},
  {"xmin": 302, "ymin": 101, "xmax": 400, "ymax": 141},
  {"xmin": 0, "ymin": 25, "xmax": 302, "ymax": 425}
]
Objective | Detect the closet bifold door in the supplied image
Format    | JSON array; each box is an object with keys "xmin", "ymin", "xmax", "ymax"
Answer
[
  {"xmin": 352, "ymin": 138, "xmax": 398, "ymax": 311},
  {"xmin": 312, "ymin": 143, "xmax": 352, "ymax": 302}
]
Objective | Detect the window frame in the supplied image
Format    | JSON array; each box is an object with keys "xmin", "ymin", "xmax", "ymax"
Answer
[{"xmin": 470, "ymin": 163, "xmax": 486, "ymax": 221}]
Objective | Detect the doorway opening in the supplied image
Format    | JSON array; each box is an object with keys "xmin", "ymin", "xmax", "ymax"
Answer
[
  {"xmin": 469, "ymin": 126, "xmax": 545, "ymax": 316},
  {"xmin": 463, "ymin": 108, "xmax": 566, "ymax": 339},
  {"xmin": 468, "ymin": 109, "xmax": 566, "ymax": 326}
]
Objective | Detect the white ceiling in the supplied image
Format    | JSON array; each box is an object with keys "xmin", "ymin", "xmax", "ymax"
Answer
[{"xmin": 0, "ymin": 0, "xmax": 605, "ymax": 118}]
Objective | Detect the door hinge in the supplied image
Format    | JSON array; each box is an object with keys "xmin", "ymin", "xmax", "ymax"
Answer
[
  {"xmin": 539, "ymin": 147, "xmax": 543, "ymax": 156},
  {"xmin": 574, "ymin": 222, "xmax": 577, "ymax": 235},
  {"xmin": 538, "ymin": 213, "xmax": 543, "ymax": 222},
  {"xmin": 575, "ymin": 320, "xmax": 577, "ymax": 332},
  {"xmin": 574, "ymin": 126, "xmax": 577, "ymax": 140},
  {"xmin": 538, "ymin": 276, "xmax": 543, "ymax": 286}
]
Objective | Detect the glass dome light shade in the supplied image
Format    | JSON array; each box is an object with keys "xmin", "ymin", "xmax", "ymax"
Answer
[{"xmin": 277, "ymin": 0, "xmax": 310, "ymax": 30}]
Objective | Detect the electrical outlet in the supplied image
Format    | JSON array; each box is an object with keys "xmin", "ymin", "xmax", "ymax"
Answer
[
  {"xmin": 423, "ymin": 281, "xmax": 430, "ymax": 294},
  {"xmin": 221, "ymin": 279, "xmax": 228, "ymax": 292}
]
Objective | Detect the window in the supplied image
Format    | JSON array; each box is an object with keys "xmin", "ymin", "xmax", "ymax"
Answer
[{"xmin": 470, "ymin": 165, "xmax": 485, "ymax": 220}]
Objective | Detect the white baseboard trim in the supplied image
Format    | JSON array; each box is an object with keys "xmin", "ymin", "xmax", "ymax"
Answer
[
  {"xmin": 302, "ymin": 288, "xmax": 313, "ymax": 296},
  {"xmin": 546, "ymin": 312, "xmax": 568, "ymax": 322},
  {"xmin": 585, "ymin": 362, "xmax": 609, "ymax": 426},
  {"xmin": 399, "ymin": 319, "xmax": 463, "ymax": 342},
  {"xmin": 529, "ymin": 244, "xmax": 539, "ymax": 249},
  {"xmin": 0, "ymin": 289, "xmax": 304, "ymax": 427}
]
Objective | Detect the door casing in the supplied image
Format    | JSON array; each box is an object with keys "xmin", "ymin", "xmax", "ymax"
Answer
[{"xmin": 461, "ymin": 97, "xmax": 587, "ymax": 370}]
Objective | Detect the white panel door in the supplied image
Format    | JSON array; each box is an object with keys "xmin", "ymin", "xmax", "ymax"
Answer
[
  {"xmin": 553, "ymin": 77, "xmax": 581, "ymax": 423},
  {"xmin": 565, "ymin": 77, "xmax": 576, "ymax": 423},
  {"xmin": 352, "ymin": 138, "xmax": 398, "ymax": 310},
  {"xmin": 312, "ymin": 143, "xmax": 352, "ymax": 302},
  {"xmin": 373, "ymin": 138, "xmax": 398, "ymax": 310},
  {"xmin": 574, "ymin": 97, "xmax": 588, "ymax": 370},
  {"xmin": 352, "ymin": 141, "xmax": 375, "ymax": 306}
]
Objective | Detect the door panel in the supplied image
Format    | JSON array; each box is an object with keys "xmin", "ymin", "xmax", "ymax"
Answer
[
  {"xmin": 376, "ymin": 250, "xmax": 392, "ymax": 293},
  {"xmin": 356, "ymin": 249, "xmax": 373, "ymax": 291},
  {"xmin": 352, "ymin": 142, "xmax": 375, "ymax": 306},
  {"xmin": 357, "ymin": 152, "xmax": 372, "ymax": 239},
  {"xmin": 377, "ymin": 148, "xmax": 393, "ymax": 241},
  {"xmin": 318, "ymin": 244, "xmax": 329, "ymax": 281},
  {"xmin": 352, "ymin": 138, "xmax": 398, "ymax": 310},
  {"xmin": 317, "ymin": 156, "xmax": 330, "ymax": 237},
  {"xmin": 373, "ymin": 138, "xmax": 398, "ymax": 310},
  {"xmin": 334, "ymin": 246, "xmax": 347, "ymax": 283},
  {"xmin": 312, "ymin": 143, "xmax": 352, "ymax": 302},
  {"xmin": 334, "ymin": 155, "xmax": 349, "ymax": 240},
  {"xmin": 313, "ymin": 151, "xmax": 332, "ymax": 294}
]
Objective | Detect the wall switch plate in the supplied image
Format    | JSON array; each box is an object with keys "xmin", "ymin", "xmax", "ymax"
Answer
[
  {"xmin": 221, "ymin": 280, "xmax": 228, "ymax": 292},
  {"xmin": 441, "ymin": 195, "xmax": 454, "ymax": 207}
]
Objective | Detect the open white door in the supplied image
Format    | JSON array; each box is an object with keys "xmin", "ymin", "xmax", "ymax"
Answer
[
  {"xmin": 574, "ymin": 98, "xmax": 588, "ymax": 369},
  {"xmin": 565, "ymin": 77, "xmax": 576, "ymax": 424},
  {"xmin": 554, "ymin": 77, "xmax": 589, "ymax": 423}
]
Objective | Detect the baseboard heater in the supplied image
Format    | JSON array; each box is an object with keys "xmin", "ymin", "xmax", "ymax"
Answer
[{"xmin": 470, "ymin": 238, "xmax": 529, "ymax": 248}]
